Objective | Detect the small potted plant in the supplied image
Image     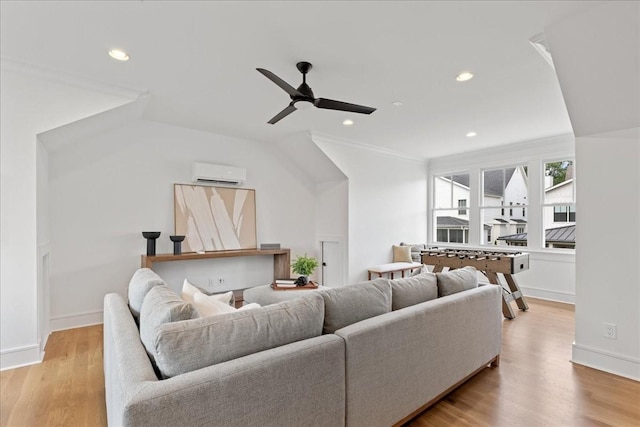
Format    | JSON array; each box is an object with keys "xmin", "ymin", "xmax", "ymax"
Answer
[{"xmin": 291, "ymin": 254, "xmax": 319, "ymax": 286}]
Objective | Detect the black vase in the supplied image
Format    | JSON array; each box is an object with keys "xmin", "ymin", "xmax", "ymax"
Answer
[
  {"xmin": 142, "ymin": 232, "xmax": 161, "ymax": 256},
  {"xmin": 170, "ymin": 235, "xmax": 185, "ymax": 255}
]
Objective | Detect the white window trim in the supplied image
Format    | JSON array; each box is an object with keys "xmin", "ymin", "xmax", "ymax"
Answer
[{"xmin": 427, "ymin": 134, "xmax": 575, "ymax": 252}]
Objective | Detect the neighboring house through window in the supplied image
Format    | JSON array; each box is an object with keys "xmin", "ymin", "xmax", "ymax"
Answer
[{"xmin": 458, "ymin": 199, "xmax": 467, "ymax": 215}]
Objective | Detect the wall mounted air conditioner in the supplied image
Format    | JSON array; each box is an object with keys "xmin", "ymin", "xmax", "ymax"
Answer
[{"xmin": 191, "ymin": 162, "xmax": 246, "ymax": 185}]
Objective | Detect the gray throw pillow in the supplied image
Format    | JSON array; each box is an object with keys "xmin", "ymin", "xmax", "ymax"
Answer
[
  {"xmin": 139, "ymin": 284, "xmax": 199, "ymax": 365},
  {"xmin": 390, "ymin": 272, "xmax": 438, "ymax": 310},
  {"xmin": 321, "ymin": 278, "xmax": 391, "ymax": 334},
  {"xmin": 127, "ymin": 268, "xmax": 166, "ymax": 321},
  {"xmin": 152, "ymin": 293, "xmax": 325, "ymax": 378},
  {"xmin": 436, "ymin": 266, "xmax": 479, "ymax": 297}
]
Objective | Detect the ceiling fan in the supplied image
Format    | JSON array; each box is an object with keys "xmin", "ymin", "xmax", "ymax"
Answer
[{"xmin": 256, "ymin": 61, "xmax": 376, "ymax": 124}]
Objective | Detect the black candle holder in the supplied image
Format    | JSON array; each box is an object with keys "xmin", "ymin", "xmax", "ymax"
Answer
[
  {"xmin": 170, "ymin": 235, "xmax": 185, "ymax": 255},
  {"xmin": 142, "ymin": 232, "xmax": 161, "ymax": 256}
]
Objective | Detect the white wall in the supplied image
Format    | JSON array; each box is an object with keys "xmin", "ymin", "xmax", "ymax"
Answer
[
  {"xmin": 0, "ymin": 65, "xmax": 135, "ymax": 369},
  {"xmin": 314, "ymin": 135, "xmax": 428, "ymax": 283},
  {"xmin": 573, "ymin": 130, "xmax": 640, "ymax": 380},
  {"xmin": 545, "ymin": 1, "xmax": 639, "ymax": 380},
  {"xmin": 47, "ymin": 119, "xmax": 318, "ymax": 329}
]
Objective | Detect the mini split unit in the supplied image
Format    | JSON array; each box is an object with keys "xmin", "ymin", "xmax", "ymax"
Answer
[{"xmin": 191, "ymin": 162, "xmax": 246, "ymax": 185}]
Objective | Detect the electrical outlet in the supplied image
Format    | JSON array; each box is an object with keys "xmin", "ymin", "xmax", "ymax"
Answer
[
  {"xmin": 604, "ymin": 323, "xmax": 617, "ymax": 339},
  {"xmin": 218, "ymin": 277, "xmax": 225, "ymax": 286}
]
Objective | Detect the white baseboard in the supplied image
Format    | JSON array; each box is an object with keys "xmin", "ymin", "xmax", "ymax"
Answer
[
  {"xmin": 50, "ymin": 310, "xmax": 103, "ymax": 332},
  {"xmin": 572, "ymin": 343, "xmax": 640, "ymax": 381},
  {"xmin": 520, "ymin": 286, "xmax": 575, "ymax": 304},
  {"xmin": 0, "ymin": 344, "xmax": 42, "ymax": 371}
]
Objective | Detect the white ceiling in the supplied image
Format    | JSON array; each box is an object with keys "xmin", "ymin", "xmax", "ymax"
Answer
[{"xmin": 1, "ymin": 1, "xmax": 592, "ymax": 159}]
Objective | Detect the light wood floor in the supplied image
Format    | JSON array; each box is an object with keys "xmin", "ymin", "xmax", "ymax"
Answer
[{"xmin": 1, "ymin": 298, "xmax": 638, "ymax": 426}]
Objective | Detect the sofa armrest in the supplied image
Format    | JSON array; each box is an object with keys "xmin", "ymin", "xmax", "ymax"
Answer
[
  {"xmin": 104, "ymin": 293, "xmax": 346, "ymax": 427},
  {"xmin": 335, "ymin": 285, "xmax": 502, "ymax": 427}
]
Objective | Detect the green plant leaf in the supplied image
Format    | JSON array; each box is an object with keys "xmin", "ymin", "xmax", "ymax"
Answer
[{"xmin": 291, "ymin": 254, "xmax": 319, "ymax": 276}]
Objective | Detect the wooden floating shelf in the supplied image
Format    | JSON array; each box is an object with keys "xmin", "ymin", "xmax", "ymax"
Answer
[{"xmin": 141, "ymin": 248, "xmax": 291, "ymax": 280}]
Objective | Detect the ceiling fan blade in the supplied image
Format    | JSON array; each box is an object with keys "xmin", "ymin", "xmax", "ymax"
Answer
[
  {"xmin": 257, "ymin": 68, "xmax": 302, "ymax": 97},
  {"xmin": 268, "ymin": 104, "xmax": 297, "ymax": 124},
  {"xmin": 314, "ymin": 98, "xmax": 376, "ymax": 114}
]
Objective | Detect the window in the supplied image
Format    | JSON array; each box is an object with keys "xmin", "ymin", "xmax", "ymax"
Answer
[
  {"xmin": 429, "ymin": 150, "xmax": 576, "ymax": 252},
  {"xmin": 480, "ymin": 166, "xmax": 528, "ymax": 245},
  {"xmin": 543, "ymin": 160, "xmax": 576, "ymax": 248},
  {"xmin": 553, "ymin": 205, "xmax": 576, "ymax": 222},
  {"xmin": 458, "ymin": 199, "xmax": 467, "ymax": 215},
  {"xmin": 433, "ymin": 174, "xmax": 470, "ymax": 244}
]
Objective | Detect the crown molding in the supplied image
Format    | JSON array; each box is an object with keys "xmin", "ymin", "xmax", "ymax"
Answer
[
  {"xmin": 428, "ymin": 133, "xmax": 575, "ymax": 173},
  {"xmin": 1, "ymin": 56, "xmax": 147, "ymax": 100}
]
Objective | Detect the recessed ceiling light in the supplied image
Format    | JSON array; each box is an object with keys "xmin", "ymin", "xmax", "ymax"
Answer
[
  {"xmin": 342, "ymin": 119, "xmax": 354, "ymax": 126},
  {"xmin": 392, "ymin": 101, "xmax": 403, "ymax": 107},
  {"xmin": 466, "ymin": 131, "xmax": 477, "ymax": 137},
  {"xmin": 456, "ymin": 71, "xmax": 473, "ymax": 82},
  {"xmin": 108, "ymin": 49, "xmax": 130, "ymax": 61}
]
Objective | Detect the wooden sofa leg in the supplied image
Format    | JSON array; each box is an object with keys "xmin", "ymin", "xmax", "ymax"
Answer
[{"xmin": 490, "ymin": 355, "xmax": 500, "ymax": 367}]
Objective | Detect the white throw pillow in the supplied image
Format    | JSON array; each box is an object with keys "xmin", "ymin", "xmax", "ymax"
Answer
[
  {"xmin": 211, "ymin": 291, "xmax": 234, "ymax": 306},
  {"xmin": 193, "ymin": 292, "xmax": 261, "ymax": 317},
  {"xmin": 181, "ymin": 279, "xmax": 234, "ymax": 306},
  {"xmin": 193, "ymin": 291, "xmax": 237, "ymax": 317},
  {"xmin": 181, "ymin": 279, "xmax": 201, "ymax": 303}
]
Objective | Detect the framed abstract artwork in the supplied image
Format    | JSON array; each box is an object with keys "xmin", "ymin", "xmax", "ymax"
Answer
[{"xmin": 174, "ymin": 184, "xmax": 257, "ymax": 252}]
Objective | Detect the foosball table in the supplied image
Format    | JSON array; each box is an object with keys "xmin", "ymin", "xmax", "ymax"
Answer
[{"xmin": 421, "ymin": 248, "xmax": 529, "ymax": 319}]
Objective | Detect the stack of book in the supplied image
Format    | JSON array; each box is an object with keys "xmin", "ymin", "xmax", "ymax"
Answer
[{"xmin": 273, "ymin": 279, "xmax": 297, "ymax": 288}]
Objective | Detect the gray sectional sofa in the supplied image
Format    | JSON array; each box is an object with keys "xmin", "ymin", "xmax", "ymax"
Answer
[{"xmin": 104, "ymin": 267, "xmax": 502, "ymax": 426}]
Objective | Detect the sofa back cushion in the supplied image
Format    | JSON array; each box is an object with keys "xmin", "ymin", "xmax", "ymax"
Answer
[
  {"xmin": 128, "ymin": 268, "xmax": 166, "ymax": 322},
  {"xmin": 151, "ymin": 293, "xmax": 325, "ymax": 378},
  {"xmin": 390, "ymin": 272, "xmax": 438, "ymax": 310},
  {"xmin": 436, "ymin": 266, "xmax": 479, "ymax": 297},
  {"xmin": 321, "ymin": 278, "xmax": 391, "ymax": 334},
  {"xmin": 139, "ymin": 284, "xmax": 199, "ymax": 366}
]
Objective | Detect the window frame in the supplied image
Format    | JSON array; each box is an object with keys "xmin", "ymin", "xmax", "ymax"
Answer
[
  {"xmin": 542, "ymin": 158, "xmax": 576, "ymax": 250},
  {"xmin": 431, "ymin": 172, "xmax": 471, "ymax": 246},
  {"xmin": 479, "ymin": 165, "xmax": 529, "ymax": 247},
  {"xmin": 427, "ymin": 136, "xmax": 575, "ymax": 253}
]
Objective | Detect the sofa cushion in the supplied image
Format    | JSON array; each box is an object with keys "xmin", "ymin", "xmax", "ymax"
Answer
[
  {"xmin": 127, "ymin": 268, "xmax": 166, "ymax": 322},
  {"xmin": 390, "ymin": 272, "xmax": 438, "ymax": 310},
  {"xmin": 436, "ymin": 266, "xmax": 479, "ymax": 297},
  {"xmin": 139, "ymin": 284, "xmax": 199, "ymax": 364},
  {"xmin": 151, "ymin": 293, "xmax": 325, "ymax": 378},
  {"xmin": 181, "ymin": 278, "xmax": 234, "ymax": 306},
  {"xmin": 321, "ymin": 278, "xmax": 391, "ymax": 334},
  {"xmin": 392, "ymin": 245, "xmax": 412, "ymax": 263}
]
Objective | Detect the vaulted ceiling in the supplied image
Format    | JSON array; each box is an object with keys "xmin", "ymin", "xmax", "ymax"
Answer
[{"xmin": 1, "ymin": 1, "xmax": 594, "ymax": 159}]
